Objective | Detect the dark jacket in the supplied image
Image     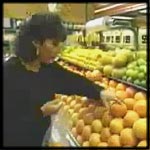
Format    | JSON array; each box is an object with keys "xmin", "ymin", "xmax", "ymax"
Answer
[{"xmin": 3, "ymin": 57, "xmax": 103, "ymax": 146}]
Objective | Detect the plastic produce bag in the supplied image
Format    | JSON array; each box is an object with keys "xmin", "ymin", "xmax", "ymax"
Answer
[{"xmin": 42, "ymin": 106, "xmax": 75, "ymax": 147}]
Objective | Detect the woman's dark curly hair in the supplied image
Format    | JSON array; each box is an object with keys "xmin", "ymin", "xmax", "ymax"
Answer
[{"xmin": 15, "ymin": 12, "xmax": 67, "ymax": 62}]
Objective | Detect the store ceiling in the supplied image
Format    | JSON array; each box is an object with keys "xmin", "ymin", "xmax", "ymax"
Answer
[
  {"xmin": 57, "ymin": 3, "xmax": 147, "ymax": 24},
  {"xmin": 93, "ymin": 3, "xmax": 147, "ymax": 27},
  {"xmin": 56, "ymin": 3, "xmax": 94, "ymax": 24},
  {"xmin": 3, "ymin": 3, "xmax": 147, "ymax": 26},
  {"xmin": 3, "ymin": 3, "xmax": 49, "ymax": 19}
]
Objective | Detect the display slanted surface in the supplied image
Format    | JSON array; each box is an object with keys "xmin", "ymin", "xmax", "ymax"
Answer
[
  {"xmin": 46, "ymin": 59, "xmax": 147, "ymax": 147},
  {"xmin": 59, "ymin": 47, "xmax": 147, "ymax": 89}
]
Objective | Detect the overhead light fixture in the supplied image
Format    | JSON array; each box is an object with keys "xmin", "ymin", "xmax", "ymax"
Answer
[
  {"xmin": 95, "ymin": 3, "xmax": 146, "ymax": 14},
  {"xmin": 139, "ymin": 9, "xmax": 147, "ymax": 14},
  {"xmin": 112, "ymin": 16, "xmax": 133, "ymax": 20},
  {"xmin": 95, "ymin": 4, "xmax": 125, "ymax": 13},
  {"xmin": 119, "ymin": 3, "xmax": 147, "ymax": 13}
]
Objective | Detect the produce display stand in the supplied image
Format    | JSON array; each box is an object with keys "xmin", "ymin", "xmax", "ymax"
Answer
[
  {"xmin": 46, "ymin": 59, "xmax": 147, "ymax": 147},
  {"xmin": 57, "ymin": 58, "xmax": 147, "ymax": 91}
]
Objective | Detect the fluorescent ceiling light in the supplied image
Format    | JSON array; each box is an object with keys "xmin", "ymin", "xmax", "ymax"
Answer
[
  {"xmin": 139, "ymin": 9, "xmax": 147, "ymax": 13},
  {"xmin": 112, "ymin": 16, "xmax": 133, "ymax": 20},
  {"xmin": 120, "ymin": 4, "xmax": 146, "ymax": 13},
  {"xmin": 120, "ymin": 4, "xmax": 146, "ymax": 12},
  {"xmin": 48, "ymin": 3, "xmax": 57, "ymax": 12},
  {"xmin": 95, "ymin": 4, "xmax": 125, "ymax": 13},
  {"xmin": 95, "ymin": 3, "xmax": 146, "ymax": 14}
]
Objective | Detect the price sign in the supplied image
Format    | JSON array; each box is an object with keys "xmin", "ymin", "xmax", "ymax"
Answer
[
  {"xmin": 101, "ymin": 35, "xmax": 105, "ymax": 42},
  {"xmin": 111, "ymin": 36, "xmax": 114, "ymax": 43},
  {"xmin": 106, "ymin": 36, "xmax": 110, "ymax": 42},
  {"xmin": 141, "ymin": 35, "xmax": 147, "ymax": 44},
  {"xmin": 123, "ymin": 35, "xmax": 131, "ymax": 43},
  {"xmin": 115, "ymin": 36, "xmax": 120, "ymax": 43}
]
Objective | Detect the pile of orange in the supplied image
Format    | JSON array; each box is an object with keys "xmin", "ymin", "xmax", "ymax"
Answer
[{"xmin": 54, "ymin": 63, "xmax": 147, "ymax": 147}]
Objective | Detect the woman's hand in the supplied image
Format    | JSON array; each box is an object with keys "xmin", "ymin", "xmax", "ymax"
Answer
[
  {"xmin": 100, "ymin": 89, "xmax": 117, "ymax": 109},
  {"xmin": 100, "ymin": 90, "xmax": 122, "ymax": 108},
  {"xmin": 41, "ymin": 99, "xmax": 63, "ymax": 117}
]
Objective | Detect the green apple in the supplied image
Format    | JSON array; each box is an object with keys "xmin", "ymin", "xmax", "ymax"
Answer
[
  {"xmin": 137, "ymin": 58, "xmax": 146, "ymax": 66},
  {"xmin": 111, "ymin": 68, "xmax": 126, "ymax": 79},
  {"xmin": 141, "ymin": 80, "xmax": 146, "ymax": 88},
  {"xmin": 103, "ymin": 65, "xmax": 113, "ymax": 76},
  {"xmin": 101, "ymin": 55, "xmax": 113, "ymax": 65},
  {"xmin": 127, "ymin": 64, "xmax": 133, "ymax": 69},
  {"xmin": 126, "ymin": 69, "xmax": 133, "ymax": 77},
  {"xmin": 139, "ymin": 65, "xmax": 146, "ymax": 73},
  {"xmin": 122, "ymin": 75, "xmax": 127, "ymax": 81},
  {"xmin": 127, "ymin": 77, "xmax": 132, "ymax": 83},
  {"xmin": 134, "ymin": 79, "xmax": 141, "ymax": 86},
  {"xmin": 127, "ymin": 61, "xmax": 137, "ymax": 69},
  {"xmin": 126, "ymin": 69, "xmax": 138, "ymax": 79},
  {"xmin": 130, "ymin": 61, "xmax": 137, "ymax": 66},
  {"xmin": 135, "ymin": 66, "xmax": 139, "ymax": 70},
  {"xmin": 130, "ymin": 70, "xmax": 139, "ymax": 80},
  {"xmin": 112, "ymin": 55, "xmax": 127, "ymax": 68},
  {"xmin": 136, "ymin": 51, "xmax": 146, "ymax": 59},
  {"xmin": 138, "ymin": 72, "xmax": 145, "ymax": 80},
  {"xmin": 123, "ymin": 50, "xmax": 135, "ymax": 62}
]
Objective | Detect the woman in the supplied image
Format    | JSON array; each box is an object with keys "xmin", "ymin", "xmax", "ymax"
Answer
[{"xmin": 4, "ymin": 12, "xmax": 115, "ymax": 146}]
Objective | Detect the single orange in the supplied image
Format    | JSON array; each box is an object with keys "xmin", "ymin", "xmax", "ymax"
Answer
[
  {"xmin": 123, "ymin": 98, "xmax": 136, "ymax": 110},
  {"xmin": 109, "ymin": 80, "xmax": 118, "ymax": 88},
  {"xmin": 110, "ymin": 102, "xmax": 127, "ymax": 117},
  {"xmin": 126, "ymin": 87, "xmax": 137, "ymax": 98},
  {"xmin": 116, "ymin": 90, "xmax": 128, "ymax": 100},
  {"xmin": 116, "ymin": 83, "xmax": 127, "ymax": 91},
  {"xmin": 134, "ymin": 92, "xmax": 146, "ymax": 101}
]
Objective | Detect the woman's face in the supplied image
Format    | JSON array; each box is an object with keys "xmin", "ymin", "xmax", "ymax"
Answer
[{"xmin": 38, "ymin": 39, "xmax": 61, "ymax": 64}]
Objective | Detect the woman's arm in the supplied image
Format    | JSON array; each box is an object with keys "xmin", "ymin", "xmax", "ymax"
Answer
[
  {"xmin": 50, "ymin": 63, "xmax": 104, "ymax": 100},
  {"xmin": 42, "ymin": 63, "xmax": 117, "ymax": 116}
]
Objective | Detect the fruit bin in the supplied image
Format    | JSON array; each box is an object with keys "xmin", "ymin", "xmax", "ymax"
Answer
[
  {"xmin": 45, "ymin": 95, "xmax": 85, "ymax": 147},
  {"xmin": 46, "ymin": 88, "xmax": 147, "ymax": 147},
  {"xmin": 57, "ymin": 59, "xmax": 147, "ymax": 91},
  {"xmin": 46, "ymin": 95, "xmax": 106, "ymax": 147},
  {"xmin": 59, "ymin": 47, "xmax": 146, "ymax": 88},
  {"xmin": 45, "ymin": 58, "xmax": 147, "ymax": 147}
]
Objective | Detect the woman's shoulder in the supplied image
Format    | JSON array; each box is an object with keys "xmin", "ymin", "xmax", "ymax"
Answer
[
  {"xmin": 4, "ymin": 56, "xmax": 22, "ymax": 74},
  {"xmin": 4, "ymin": 56, "xmax": 19, "ymax": 66}
]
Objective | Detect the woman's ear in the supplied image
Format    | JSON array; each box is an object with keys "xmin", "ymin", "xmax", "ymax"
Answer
[{"xmin": 32, "ymin": 41, "xmax": 41, "ymax": 48}]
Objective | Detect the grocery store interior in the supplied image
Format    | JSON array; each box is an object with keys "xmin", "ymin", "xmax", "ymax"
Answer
[{"xmin": 3, "ymin": 3, "xmax": 147, "ymax": 147}]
